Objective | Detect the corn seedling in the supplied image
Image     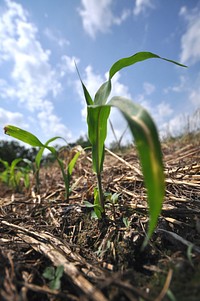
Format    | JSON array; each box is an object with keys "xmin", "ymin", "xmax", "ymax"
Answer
[
  {"xmin": 77, "ymin": 51, "xmax": 186, "ymax": 246},
  {"xmin": 105, "ymin": 192, "xmax": 120, "ymax": 221},
  {"xmin": 4, "ymin": 127, "xmax": 81, "ymax": 200},
  {"xmin": 0, "ymin": 157, "xmax": 29, "ymax": 191}
]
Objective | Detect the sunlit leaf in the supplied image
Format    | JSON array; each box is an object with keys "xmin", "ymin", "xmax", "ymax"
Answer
[
  {"xmin": 35, "ymin": 136, "xmax": 66, "ymax": 169},
  {"xmin": 108, "ymin": 96, "xmax": 165, "ymax": 245},
  {"xmin": 93, "ymin": 52, "xmax": 187, "ymax": 107},
  {"xmin": 4, "ymin": 125, "xmax": 77, "ymax": 199},
  {"xmin": 75, "ymin": 61, "xmax": 93, "ymax": 106},
  {"xmin": 68, "ymin": 150, "xmax": 81, "ymax": 176},
  {"xmin": 94, "ymin": 80, "xmax": 111, "ymax": 105},
  {"xmin": 109, "ymin": 51, "xmax": 187, "ymax": 79},
  {"xmin": 4, "ymin": 125, "xmax": 43, "ymax": 147},
  {"xmin": 87, "ymin": 105, "xmax": 110, "ymax": 173}
]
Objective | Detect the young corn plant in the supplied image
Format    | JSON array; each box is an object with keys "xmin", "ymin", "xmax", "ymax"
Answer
[
  {"xmin": 77, "ymin": 51, "xmax": 186, "ymax": 245},
  {"xmin": 0, "ymin": 158, "xmax": 32, "ymax": 191},
  {"xmin": 0, "ymin": 158, "xmax": 21, "ymax": 190},
  {"xmin": 3, "ymin": 127, "xmax": 81, "ymax": 200}
]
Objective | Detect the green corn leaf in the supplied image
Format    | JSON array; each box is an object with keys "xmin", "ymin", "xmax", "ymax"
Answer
[
  {"xmin": 68, "ymin": 150, "xmax": 81, "ymax": 176},
  {"xmin": 0, "ymin": 159, "xmax": 9, "ymax": 169},
  {"xmin": 75, "ymin": 62, "xmax": 93, "ymax": 106},
  {"xmin": 93, "ymin": 187, "xmax": 103, "ymax": 219},
  {"xmin": 4, "ymin": 125, "xmax": 61, "ymax": 157},
  {"xmin": 94, "ymin": 52, "xmax": 187, "ymax": 107},
  {"xmin": 4, "ymin": 125, "xmax": 44, "ymax": 147},
  {"xmin": 108, "ymin": 96, "xmax": 165, "ymax": 246},
  {"xmin": 109, "ymin": 51, "xmax": 187, "ymax": 79},
  {"xmin": 81, "ymin": 81, "xmax": 94, "ymax": 106},
  {"xmin": 10, "ymin": 158, "xmax": 22, "ymax": 174},
  {"xmin": 94, "ymin": 80, "xmax": 111, "ymax": 105},
  {"xmin": 87, "ymin": 105, "xmax": 110, "ymax": 173},
  {"xmin": 35, "ymin": 136, "xmax": 66, "ymax": 169}
]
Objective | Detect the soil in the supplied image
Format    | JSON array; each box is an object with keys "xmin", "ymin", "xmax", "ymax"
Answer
[{"xmin": 0, "ymin": 137, "xmax": 200, "ymax": 301}]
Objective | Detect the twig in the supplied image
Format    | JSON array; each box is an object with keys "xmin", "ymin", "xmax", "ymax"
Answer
[{"xmin": 155, "ymin": 269, "xmax": 173, "ymax": 301}]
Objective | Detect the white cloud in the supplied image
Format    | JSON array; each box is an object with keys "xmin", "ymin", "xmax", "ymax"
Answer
[
  {"xmin": 156, "ymin": 102, "xmax": 173, "ymax": 118},
  {"xmin": 60, "ymin": 55, "xmax": 80, "ymax": 76},
  {"xmin": 43, "ymin": 28, "xmax": 70, "ymax": 48},
  {"xmin": 133, "ymin": 0, "xmax": 155, "ymax": 16},
  {"xmin": 37, "ymin": 101, "xmax": 72, "ymax": 141},
  {"xmin": 78, "ymin": 0, "xmax": 130, "ymax": 38},
  {"xmin": 179, "ymin": 5, "xmax": 200, "ymax": 65},
  {"xmin": 0, "ymin": 107, "xmax": 25, "ymax": 127},
  {"xmin": 0, "ymin": 0, "xmax": 72, "ymax": 142},
  {"xmin": 189, "ymin": 87, "xmax": 200, "ymax": 107},
  {"xmin": 143, "ymin": 82, "xmax": 155, "ymax": 95},
  {"xmin": 164, "ymin": 75, "xmax": 187, "ymax": 94},
  {"xmin": 161, "ymin": 111, "xmax": 199, "ymax": 138},
  {"xmin": 0, "ymin": 0, "xmax": 61, "ymax": 111},
  {"xmin": 0, "ymin": 79, "xmax": 16, "ymax": 98}
]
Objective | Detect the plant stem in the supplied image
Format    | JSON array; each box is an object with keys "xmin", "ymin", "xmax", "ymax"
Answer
[{"xmin": 97, "ymin": 172, "xmax": 105, "ymax": 212}]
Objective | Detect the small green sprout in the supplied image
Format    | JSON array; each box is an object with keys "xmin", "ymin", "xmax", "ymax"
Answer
[
  {"xmin": 43, "ymin": 265, "xmax": 64, "ymax": 290},
  {"xmin": 105, "ymin": 192, "xmax": 120, "ymax": 221},
  {"xmin": 123, "ymin": 217, "xmax": 131, "ymax": 229}
]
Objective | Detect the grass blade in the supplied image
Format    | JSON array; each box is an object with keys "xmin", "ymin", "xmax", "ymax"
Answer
[{"xmin": 108, "ymin": 96, "xmax": 165, "ymax": 246}]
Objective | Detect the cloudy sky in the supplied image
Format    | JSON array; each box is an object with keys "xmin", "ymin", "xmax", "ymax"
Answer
[{"xmin": 0, "ymin": 0, "xmax": 200, "ymax": 146}]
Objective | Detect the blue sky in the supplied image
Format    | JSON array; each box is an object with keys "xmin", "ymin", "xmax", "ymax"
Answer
[{"xmin": 0, "ymin": 0, "xmax": 200, "ymax": 146}]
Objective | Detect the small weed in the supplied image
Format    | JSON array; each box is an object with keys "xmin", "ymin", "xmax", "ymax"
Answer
[
  {"xmin": 123, "ymin": 216, "xmax": 131, "ymax": 229},
  {"xmin": 42, "ymin": 265, "xmax": 64, "ymax": 290}
]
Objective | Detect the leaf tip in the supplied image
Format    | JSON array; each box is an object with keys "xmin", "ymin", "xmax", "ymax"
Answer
[{"xmin": 4, "ymin": 125, "xmax": 9, "ymax": 135}]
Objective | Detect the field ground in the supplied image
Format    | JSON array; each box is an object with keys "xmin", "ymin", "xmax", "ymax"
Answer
[{"xmin": 0, "ymin": 135, "xmax": 200, "ymax": 301}]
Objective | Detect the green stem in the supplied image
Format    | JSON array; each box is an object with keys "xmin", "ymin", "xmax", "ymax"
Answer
[
  {"xmin": 97, "ymin": 171, "xmax": 105, "ymax": 212},
  {"xmin": 56, "ymin": 158, "xmax": 70, "ymax": 201}
]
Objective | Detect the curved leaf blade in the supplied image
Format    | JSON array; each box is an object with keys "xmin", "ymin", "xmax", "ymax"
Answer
[
  {"xmin": 35, "ymin": 136, "xmax": 66, "ymax": 169},
  {"xmin": 93, "ymin": 52, "xmax": 187, "ymax": 108},
  {"xmin": 10, "ymin": 158, "xmax": 22, "ymax": 172},
  {"xmin": 109, "ymin": 51, "xmax": 187, "ymax": 79},
  {"xmin": 68, "ymin": 150, "xmax": 81, "ymax": 176},
  {"xmin": 108, "ymin": 96, "xmax": 165, "ymax": 244},
  {"xmin": 94, "ymin": 80, "xmax": 111, "ymax": 105},
  {"xmin": 75, "ymin": 62, "xmax": 93, "ymax": 106},
  {"xmin": 4, "ymin": 125, "xmax": 43, "ymax": 147}
]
